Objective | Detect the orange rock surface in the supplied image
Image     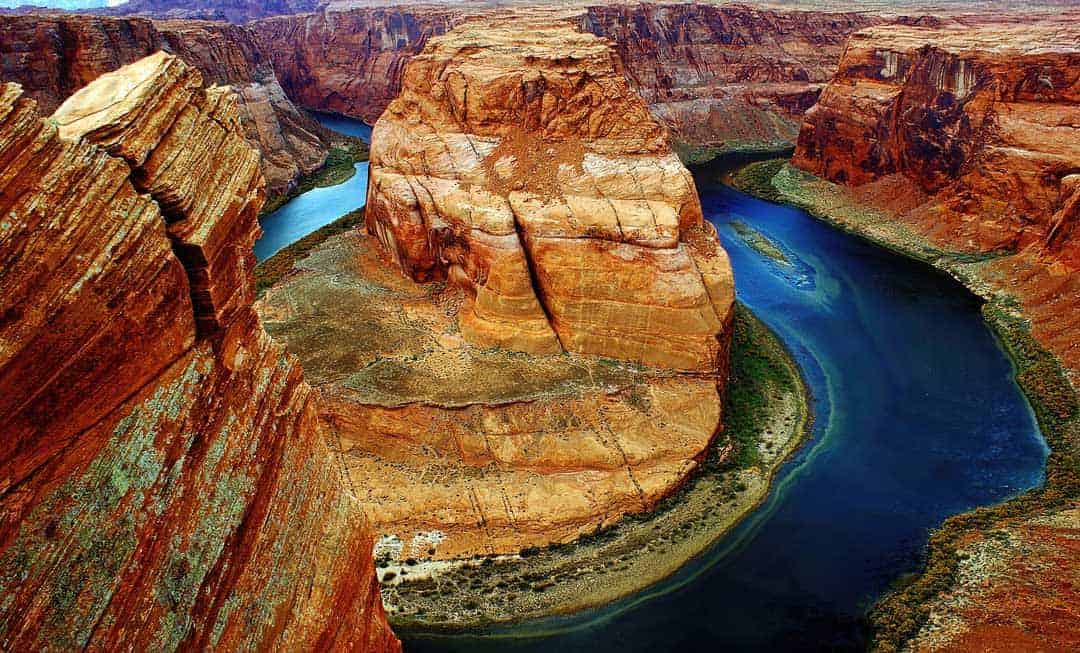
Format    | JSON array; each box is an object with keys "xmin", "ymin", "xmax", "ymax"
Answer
[
  {"xmin": 257, "ymin": 16, "xmax": 733, "ymax": 561},
  {"xmin": 0, "ymin": 55, "xmax": 397, "ymax": 650},
  {"xmin": 0, "ymin": 14, "xmax": 330, "ymax": 200},
  {"xmin": 365, "ymin": 16, "xmax": 735, "ymax": 372}
]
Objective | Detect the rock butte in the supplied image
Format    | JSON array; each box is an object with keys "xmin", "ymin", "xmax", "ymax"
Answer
[
  {"xmin": 0, "ymin": 54, "xmax": 397, "ymax": 651},
  {"xmin": 0, "ymin": 14, "xmax": 330, "ymax": 201},
  {"xmin": 258, "ymin": 16, "xmax": 735, "ymax": 560}
]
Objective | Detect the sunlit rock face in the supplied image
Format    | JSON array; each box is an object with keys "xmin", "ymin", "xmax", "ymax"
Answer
[
  {"xmin": 580, "ymin": 3, "xmax": 880, "ymax": 160},
  {"xmin": 0, "ymin": 14, "xmax": 329, "ymax": 200},
  {"xmin": 792, "ymin": 21, "xmax": 1080, "ymax": 374},
  {"xmin": 365, "ymin": 16, "xmax": 735, "ymax": 372},
  {"xmin": 0, "ymin": 54, "xmax": 398, "ymax": 651}
]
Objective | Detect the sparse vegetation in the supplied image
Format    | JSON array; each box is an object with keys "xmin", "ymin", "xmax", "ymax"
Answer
[
  {"xmin": 260, "ymin": 140, "xmax": 369, "ymax": 215},
  {"xmin": 254, "ymin": 207, "xmax": 366, "ymax": 294}
]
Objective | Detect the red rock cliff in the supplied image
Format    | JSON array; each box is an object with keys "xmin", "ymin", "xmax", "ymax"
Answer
[
  {"xmin": 792, "ymin": 22, "xmax": 1080, "ymax": 373},
  {"xmin": 366, "ymin": 15, "xmax": 734, "ymax": 371},
  {"xmin": 0, "ymin": 14, "xmax": 329, "ymax": 200},
  {"xmin": 251, "ymin": 3, "xmax": 873, "ymax": 160},
  {"xmin": 0, "ymin": 53, "xmax": 398, "ymax": 651},
  {"xmin": 581, "ymin": 3, "xmax": 880, "ymax": 159},
  {"xmin": 252, "ymin": 6, "xmax": 463, "ymax": 123}
]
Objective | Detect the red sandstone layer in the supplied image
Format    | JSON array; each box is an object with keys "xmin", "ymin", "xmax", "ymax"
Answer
[
  {"xmin": 0, "ymin": 54, "xmax": 397, "ymax": 650},
  {"xmin": 0, "ymin": 14, "xmax": 329, "ymax": 199}
]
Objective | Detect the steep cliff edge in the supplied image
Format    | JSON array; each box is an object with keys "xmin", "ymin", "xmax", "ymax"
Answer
[
  {"xmin": 250, "ymin": 3, "xmax": 874, "ymax": 160},
  {"xmin": 0, "ymin": 54, "xmax": 398, "ymax": 650},
  {"xmin": 251, "ymin": 6, "xmax": 462, "ymax": 124},
  {"xmin": 581, "ymin": 3, "xmax": 879, "ymax": 161},
  {"xmin": 792, "ymin": 22, "xmax": 1080, "ymax": 375},
  {"xmin": 0, "ymin": 14, "xmax": 329, "ymax": 200},
  {"xmin": 258, "ymin": 16, "xmax": 735, "ymax": 561}
]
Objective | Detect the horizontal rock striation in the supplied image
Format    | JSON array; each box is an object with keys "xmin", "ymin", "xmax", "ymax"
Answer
[
  {"xmin": 792, "ymin": 22, "xmax": 1080, "ymax": 373},
  {"xmin": 366, "ymin": 16, "xmax": 734, "ymax": 372},
  {"xmin": 0, "ymin": 14, "xmax": 329, "ymax": 199},
  {"xmin": 579, "ymin": 3, "xmax": 879, "ymax": 159},
  {"xmin": 0, "ymin": 54, "xmax": 397, "ymax": 650},
  {"xmin": 252, "ymin": 6, "xmax": 463, "ymax": 124},
  {"xmin": 99, "ymin": 0, "xmax": 323, "ymax": 23},
  {"xmin": 251, "ymin": 3, "xmax": 873, "ymax": 159}
]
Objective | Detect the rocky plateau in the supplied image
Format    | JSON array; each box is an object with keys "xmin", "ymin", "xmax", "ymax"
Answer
[
  {"xmin": 258, "ymin": 15, "xmax": 736, "ymax": 561},
  {"xmin": 0, "ymin": 53, "xmax": 397, "ymax": 650}
]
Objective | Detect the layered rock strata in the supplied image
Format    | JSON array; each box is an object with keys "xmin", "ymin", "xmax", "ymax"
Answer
[
  {"xmin": 259, "ymin": 16, "xmax": 734, "ymax": 561},
  {"xmin": 252, "ymin": 6, "xmax": 463, "ymax": 124},
  {"xmin": 251, "ymin": 3, "xmax": 875, "ymax": 159},
  {"xmin": 0, "ymin": 54, "xmax": 397, "ymax": 650},
  {"xmin": 0, "ymin": 14, "xmax": 329, "ymax": 199},
  {"xmin": 366, "ymin": 16, "xmax": 734, "ymax": 371},
  {"xmin": 792, "ymin": 22, "xmax": 1080, "ymax": 374},
  {"xmin": 581, "ymin": 3, "xmax": 879, "ymax": 159}
]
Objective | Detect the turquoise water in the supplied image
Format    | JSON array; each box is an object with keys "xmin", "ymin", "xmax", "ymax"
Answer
[
  {"xmin": 253, "ymin": 114, "xmax": 371, "ymax": 262},
  {"xmin": 398, "ymin": 164, "xmax": 1048, "ymax": 651}
]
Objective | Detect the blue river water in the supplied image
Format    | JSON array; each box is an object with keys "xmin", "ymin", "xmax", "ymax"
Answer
[
  {"xmin": 249, "ymin": 121, "xmax": 1047, "ymax": 648},
  {"xmin": 253, "ymin": 114, "xmax": 371, "ymax": 262},
  {"xmin": 397, "ymin": 165, "xmax": 1048, "ymax": 651}
]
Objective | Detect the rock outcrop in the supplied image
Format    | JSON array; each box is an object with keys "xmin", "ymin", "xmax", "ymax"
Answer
[
  {"xmin": 252, "ymin": 6, "xmax": 463, "ymax": 124},
  {"xmin": 256, "ymin": 15, "xmax": 733, "ymax": 561},
  {"xmin": 366, "ymin": 16, "xmax": 734, "ymax": 371},
  {"xmin": 581, "ymin": 3, "xmax": 879, "ymax": 160},
  {"xmin": 0, "ymin": 14, "xmax": 329, "ymax": 200},
  {"xmin": 0, "ymin": 54, "xmax": 398, "ymax": 650},
  {"xmin": 792, "ymin": 21, "xmax": 1080, "ymax": 374}
]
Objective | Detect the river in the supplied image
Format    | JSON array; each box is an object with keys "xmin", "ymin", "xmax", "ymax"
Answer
[
  {"xmin": 253, "ymin": 114, "xmax": 372, "ymax": 261},
  {"xmin": 254, "ymin": 129, "xmax": 1048, "ymax": 650}
]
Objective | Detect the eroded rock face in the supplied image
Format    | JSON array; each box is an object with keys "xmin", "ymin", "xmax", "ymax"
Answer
[
  {"xmin": 0, "ymin": 55, "xmax": 397, "ymax": 651},
  {"xmin": 581, "ymin": 3, "xmax": 880, "ymax": 159},
  {"xmin": 794, "ymin": 23, "xmax": 1080, "ymax": 260},
  {"xmin": 792, "ymin": 22, "xmax": 1080, "ymax": 373},
  {"xmin": 251, "ymin": 3, "xmax": 874, "ymax": 160},
  {"xmin": 366, "ymin": 16, "xmax": 734, "ymax": 372},
  {"xmin": 252, "ymin": 6, "xmax": 463, "ymax": 123},
  {"xmin": 0, "ymin": 14, "xmax": 329, "ymax": 199}
]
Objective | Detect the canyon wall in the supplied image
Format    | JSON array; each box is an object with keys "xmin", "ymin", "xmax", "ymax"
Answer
[
  {"xmin": 251, "ymin": 3, "xmax": 874, "ymax": 160},
  {"xmin": 581, "ymin": 3, "xmax": 879, "ymax": 160},
  {"xmin": 0, "ymin": 54, "xmax": 397, "ymax": 650},
  {"xmin": 792, "ymin": 22, "xmax": 1080, "ymax": 373},
  {"xmin": 0, "ymin": 14, "xmax": 329, "ymax": 199},
  {"xmin": 251, "ymin": 6, "xmax": 463, "ymax": 124}
]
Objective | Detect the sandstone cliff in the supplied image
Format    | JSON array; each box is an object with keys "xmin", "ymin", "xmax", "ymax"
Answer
[
  {"xmin": 0, "ymin": 14, "xmax": 329, "ymax": 200},
  {"xmin": 252, "ymin": 6, "xmax": 462, "ymax": 124},
  {"xmin": 0, "ymin": 54, "xmax": 398, "ymax": 650},
  {"xmin": 581, "ymin": 3, "xmax": 879, "ymax": 160},
  {"xmin": 258, "ymin": 16, "xmax": 734, "ymax": 560},
  {"xmin": 251, "ymin": 3, "xmax": 874, "ymax": 160},
  {"xmin": 792, "ymin": 22, "xmax": 1080, "ymax": 374},
  {"xmin": 366, "ymin": 15, "xmax": 734, "ymax": 371}
]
